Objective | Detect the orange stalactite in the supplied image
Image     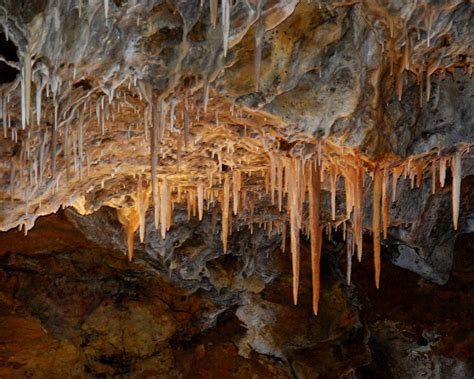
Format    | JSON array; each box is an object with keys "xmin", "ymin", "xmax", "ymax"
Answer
[
  {"xmin": 277, "ymin": 157, "xmax": 283, "ymax": 212},
  {"xmin": 416, "ymin": 163, "xmax": 423, "ymax": 188},
  {"xmin": 161, "ymin": 178, "xmax": 168, "ymax": 239},
  {"xmin": 355, "ymin": 165, "xmax": 364, "ymax": 262},
  {"xmin": 117, "ymin": 207, "xmax": 139, "ymax": 262},
  {"xmin": 284, "ymin": 157, "xmax": 290, "ymax": 195},
  {"xmin": 222, "ymin": 173, "xmax": 230, "ymax": 253},
  {"xmin": 382, "ymin": 169, "xmax": 389, "ymax": 239},
  {"xmin": 344, "ymin": 168, "xmax": 354, "ymax": 218},
  {"xmin": 136, "ymin": 175, "xmax": 150, "ymax": 243},
  {"xmin": 3, "ymin": 65, "xmax": 472, "ymax": 319},
  {"xmin": 167, "ymin": 185, "xmax": 173, "ymax": 231},
  {"xmin": 440, "ymin": 157, "xmax": 447, "ymax": 188},
  {"xmin": 289, "ymin": 158, "xmax": 300, "ymax": 305},
  {"xmin": 197, "ymin": 182, "xmax": 204, "ymax": 221},
  {"xmin": 270, "ymin": 152, "xmax": 276, "ymax": 205},
  {"xmin": 233, "ymin": 170, "xmax": 240, "ymax": 215},
  {"xmin": 330, "ymin": 164, "xmax": 337, "ymax": 221},
  {"xmin": 308, "ymin": 159, "xmax": 322, "ymax": 315}
]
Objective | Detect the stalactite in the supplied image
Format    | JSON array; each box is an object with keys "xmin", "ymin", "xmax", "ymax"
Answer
[
  {"xmin": 197, "ymin": 182, "xmax": 204, "ymax": 220},
  {"xmin": 431, "ymin": 159, "xmax": 436, "ymax": 194},
  {"xmin": 222, "ymin": 173, "xmax": 230, "ymax": 253},
  {"xmin": 167, "ymin": 185, "xmax": 172, "ymax": 231},
  {"xmin": 344, "ymin": 168, "xmax": 355, "ymax": 217},
  {"xmin": 210, "ymin": 0, "xmax": 218, "ymax": 28},
  {"xmin": 22, "ymin": 48, "xmax": 32, "ymax": 129},
  {"xmin": 382, "ymin": 169, "xmax": 389, "ymax": 239},
  {"xmin": 440, "ymin": 156, "xmax": 447, "ymax": 187},
  {"xmin": 228, "ymin": 203, "xmax": 232, "ymax": 236},
  {"xmin": 354, "ymin": 165, "xmax": 364, "ymax": 261},
  {"xmin": 270, "ymin": 152, "xmax": 276, "ymax": 205},
  {"xmin": 277, "ymin": 157, "xmax": 283, "ymax": 212},
  {"xmin": 151, "ymin": 101, "xmax": 160, "ymax": 228},
  {"xmin": 289, "ymin": 158, "xmax": 300, "ymax": 305},
  {"xmin": 136, "ymin": 175, "xmax": 149, "ymax": 243},
  {"xmin": 372, "ymin": 167, "xmax": 382, "ymax": 289},
  {"xmin": 346, "ymin": 231, "xmax": 353, "ymax": 285},
  {"xmin": 35, "ymin": 83, "xmax": 42, "ymax": 126},
  {"xmin": 104, "ymin": 0, "xmax": 109, "ymax": 22},
  {"xmin": 159, "ymin": 99, "xmax": 166, "ymax": 141},
  {"xmin": 451, "ymin": 151, "xmax": 461, "ymax": 231},
  {"xmin": 117, "ymin": 208, "xmax": 139, "ymax": 262},
  {"xmin": 183, "ymin": 100, "xmax": 190, "ymax": 148},
  {"xmin": 232, "ymin": 170, "xmax": 240, "ymax": 215},
  {"xmin": 254, "ymin": 0, "xmax": 264, "ymax": 91},
  {"xmin": 51, "ymin": 124, "xmax": 57, "ymax": 178},
  {"xmin": 416, "ymin": 163, "xmax": 423, "ymax": 188},
  {"xmin": 330, "ymin": 165, "xmax": 337, "ymax": 220},
  {"xmin": 161, "ymin": 178, "xmax": 168, "ymax": 239},
  {"xmin": 308, "ymin": 159, "xmax": 322, "ymax": 315},
  {"xmin": 222, "ymin": 0, "xmax": 230, "ymax": 57},
  {"xmin": 296, "ymin": 159, "xmax": 303, "ymax": 230},
  {"xmin": 2, "ymin": 92, "xmax": 6, "ymax": 138},
  {"xmin": 391, "ymin": 165, "xmax": 402, "ymax": 202}
]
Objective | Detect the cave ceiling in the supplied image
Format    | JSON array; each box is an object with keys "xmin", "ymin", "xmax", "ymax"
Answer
[{"xmin": 0, "ymin": 0, "xmax": 473, "ymax": 312}]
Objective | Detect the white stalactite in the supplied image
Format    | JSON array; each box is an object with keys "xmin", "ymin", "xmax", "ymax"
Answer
[
  {"xmin": 451, "ymin": 151, "xmax": 461, "ymax": 231},
  {"xmin": 222, "ymin": 0, "xmax": 230, "ymax": 57}
]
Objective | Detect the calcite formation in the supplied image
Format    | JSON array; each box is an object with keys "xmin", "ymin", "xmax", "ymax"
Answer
[{"xmin": 0, "ymin": 0, "xmax": 472, "ymax": 317}]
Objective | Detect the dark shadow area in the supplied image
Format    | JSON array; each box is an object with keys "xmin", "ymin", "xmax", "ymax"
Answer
[{"xmin": 0, "ymin": 32, "xmax": 19, "ymax": 85}]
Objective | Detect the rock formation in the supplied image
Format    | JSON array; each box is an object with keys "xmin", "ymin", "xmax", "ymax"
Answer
[{"xmin": 0, "ymin": 0, "xmax": 472, "ymax": 376}]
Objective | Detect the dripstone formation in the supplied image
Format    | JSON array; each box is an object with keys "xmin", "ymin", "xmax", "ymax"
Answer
[{"xmin": 0, "ymin": 0, "xmax": 473, "ymax": 377}]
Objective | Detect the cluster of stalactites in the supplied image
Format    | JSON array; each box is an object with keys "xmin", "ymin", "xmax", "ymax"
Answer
[
  {"xmin": 336, "ymin": 0, "xmax": 473, "ymax": 104},
  {"xmin": 114, "ymin": 143, "xmax": 468, "ymax": 316},
  {"xmin": 0, "ymin": 0, "xmax": 470, "ymax": 317},
  {"xmin": 1, "ymin": 58, "xmax": 284, "ymax": 234},
  {"xmin": 0, "ymin": 0, "xmax": 267, "ymax": 222}
]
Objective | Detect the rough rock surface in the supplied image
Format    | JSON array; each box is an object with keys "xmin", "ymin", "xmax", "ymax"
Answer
[
  {"xmin": 0, "ymin": 209, "xmax": 473, "ymax": 377},
  {"xmin": 0, "ymin": 0, "xmax": 472, "ymax": 232},
  {"xmin": 0, "ymin": 0, "xmax": 473, "ymax": 376}
]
